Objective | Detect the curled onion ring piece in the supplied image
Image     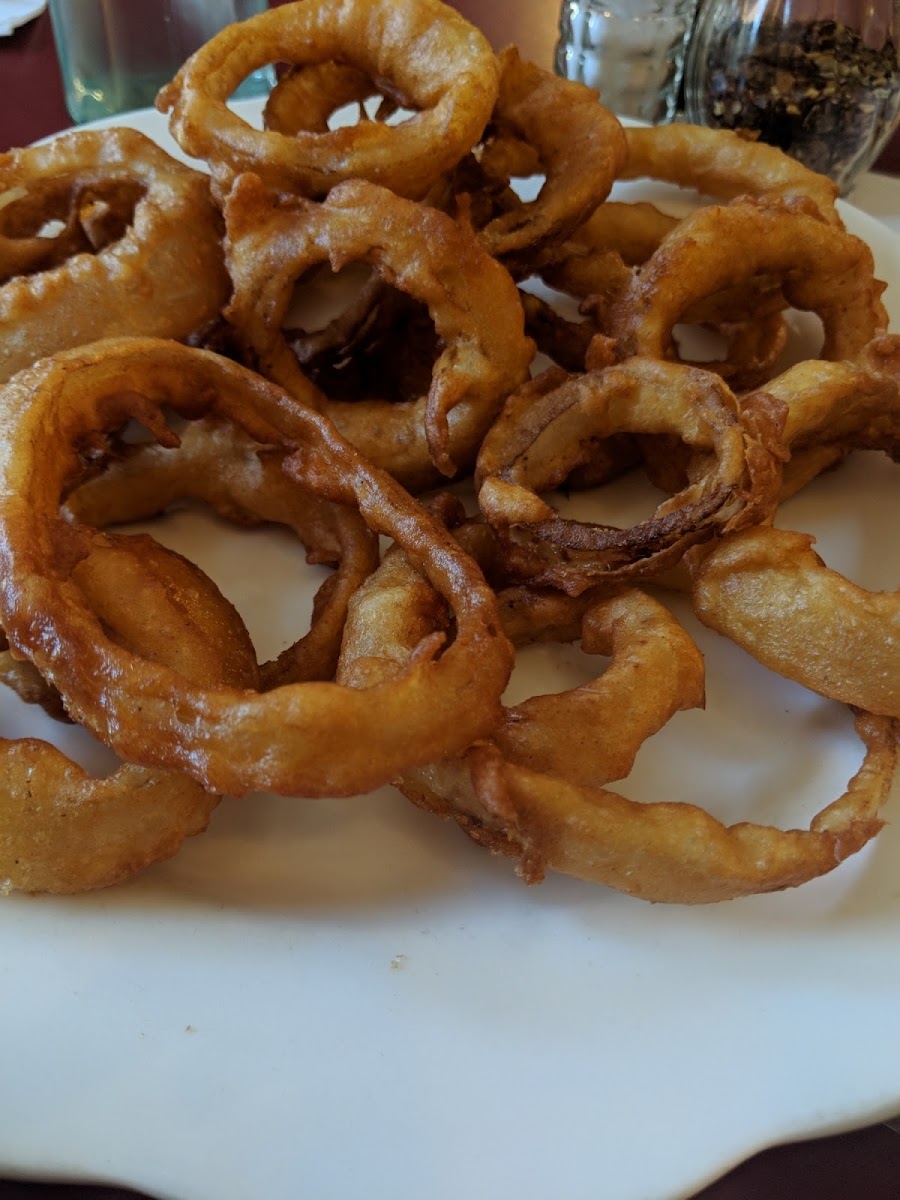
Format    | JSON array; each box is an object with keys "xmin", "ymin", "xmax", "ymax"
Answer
[
  {"xmin": 0, "ymin": 526, "xmax": 261, "ymax": 895},
  {"xmin": 470, "ymin": 47, "xmax": 627, "ymax": 272},
  {"xmin": 157, "ymin": 0, "xmax": 500, "ymax": 200},
  {"xmin": 224, "ymin": 173, "xmax": 534, "ymax": 487},
  {"xmin": 0, "ymin": 337, "xmax": 513, "ymax": 799},
  {"xmin": 475, "ymin": 356, "xmax": 785, "ymax": 593},
  {"xmin": 350, "ymin": 554, "xmax": 705, "ymax": 791},
  {"xmin": 339, "ymin": 526, "xmax": 893, "ymax": 903},
  {"xmin": 619, "ymin": 123, "xmax": 842, "ymax": 225},
  {"xmin": 461, "ymin": 712, "xmax": 895, "ymax": 904},
  {"xmin": 606, "ymin": 197, "xmax": 888, "ymax": 366},
  {"xmin": 691, "ymin": 525, "xmax": 900, "ymax": 719},
  {"xmin": 66, "ymin": 416, "xmax": 380, "ymax": 688},
  {"xmin": 0, "ymin": 129, "xmax": 230, "ymax": 385}
]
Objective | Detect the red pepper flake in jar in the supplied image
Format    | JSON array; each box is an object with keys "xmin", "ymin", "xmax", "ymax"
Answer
[{"xmin": 684, "ymin": 14, "xmax": 900, "ymax": 192}]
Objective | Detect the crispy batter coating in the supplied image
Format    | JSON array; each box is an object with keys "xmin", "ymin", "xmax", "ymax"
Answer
[
  {"xmin": 0, "ymin": 338, "xmax": 513, "ymax": 798},
  {"xmin": 223, "ymin": 173, "xmax": 534, "ymax": 488},
  {"xmin": 0, "ymin": 129, "xmax": 230, "ymax": 384},
  {"xmin": 476, "ymin": 356, "xmax": 785, "ymax": 593},
  {"xmin": 157, "ymin": 0, "xmax": 500, "ymax": 200},
  {"xmin": 0, "ymin": 529, "xmax": 260, "ymax": 894}
]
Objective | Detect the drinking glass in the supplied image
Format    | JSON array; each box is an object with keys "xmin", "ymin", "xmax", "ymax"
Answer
[{"xmin": 49, "ymin": 0, "xmax": 273, "ymax": 125}]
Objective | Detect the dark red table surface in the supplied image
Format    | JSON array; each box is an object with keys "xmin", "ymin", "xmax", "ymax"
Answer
[{"xmin": 2, "ymin": 9, "xmax": 900, "ymax": 1200}]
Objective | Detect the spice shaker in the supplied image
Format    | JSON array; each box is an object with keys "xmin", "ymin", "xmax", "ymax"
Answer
[
  {"xmin": 555, "ymin": 0, "xmax": 702, "ymax": 124},
  {"xmin": 683, "ymin": 0, "xmax": 900, "ymax": 192}
]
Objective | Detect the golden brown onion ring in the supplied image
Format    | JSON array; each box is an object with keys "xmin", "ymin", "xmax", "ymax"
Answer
[
  {"xmin": 459, "ymin": 714, "xmax": 895, "ymax": 904},
  {"xmin": 685, "ymin": 345, "xmax": 900, "ymax": 704},
  {"xmin": 340, "ymin": 530, "xmax": 894, "ymax": 903},
  {"xmin": 619, "ymin": 123, "xmax": 842, "ymax": 224},
  {"xmin": 541, "ymin": 200, "xmax": 789, "ymax": 392},
  {"xmin": 349, "ymin": 553, "xmax": 705, "ymax": 791},
  {"xmin": 0, "ymin": 526, "xmax": 261, "ymax": 895},
  {"xmin": 157, "ymin": 0, "xmax": 499, "ymax": 200},
  {"xmin": 0, "ymin": 337, "xmax": 513, "ymax": 799},
  {"xmin": 475, "ymin": 356, "xmax": 784, "ymax": 593},
  {"xmin": 0, "ymin": 129, "xmax": 230, "ymax": 385},
  {"xmin": 606, "ymin": 197, "xmax": 888, "ymax": 368},
  {"xmin": 691, "ymin": 525, "xmax": 900, "ymax": 719},
  {"xmin": 471, "ymin": 47, "xmax": 627, "ymax": 272},
  {"xmin": 224, "ymin": 174, "xmax": 534, "ymax": 487},
  {"xmin": 66, "ymin": 417, "xmax": 380, "ymax": 688}
]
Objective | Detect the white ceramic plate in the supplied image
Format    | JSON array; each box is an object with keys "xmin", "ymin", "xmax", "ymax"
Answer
[
  {"xmin": 3, "ymin": 102, "xmax": 900, "ymax": 1200},
  {"xmin": 0, "ymin": 0, "xmax": 46, "ymax": 37}
]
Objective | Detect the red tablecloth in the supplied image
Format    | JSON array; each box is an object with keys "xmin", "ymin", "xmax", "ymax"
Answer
[{"xmin": 1, "ymin": 10, "xmax": 899, "ymax": 1200}]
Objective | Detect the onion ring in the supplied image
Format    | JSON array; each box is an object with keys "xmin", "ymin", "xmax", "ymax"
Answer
[
  {"xmin": 459, "ymin": 712, "xmax": 895, "ymax": 904},
  {"xmin": 541, "ymin": 200, "xmax": 790, "ymax": 391},
  {"xmin": 156, "ymin": 0, "xmax": 500, "ymax": 200},
  {"xmin": 0, "ymin": 525, "xmax": 260, "ymax": 895},
  {"xmin": 619, "ymin": 123, "xmax": 842, "ymax": 224},
  {"xmin": 475, "ymin": 356, "xmax": 785, "ymax": 593},
  {"xmin": 605, "ymin": 197, "xmax": 888, "ymax": 367},
  {"xmin": 223, "ymin": 173, "xmax": 534, "ymax": 487},
  {"xmin": 0, "ymin": 337, "xmax": 513, "ymax": 799},
  {"xmin": 469, "ymin": 47, "xmax": 627, "ymax": 272},
  {"xmin": 340, "ymin": 525, "xmax": 895, "ymax": 903},
  {"xmin": 0, "ymin": 129, "xmax": 230, "ymax": 385},
  {"xmin": 691, "ymin": 524, "xmax": 900, "ymax": 719},
  {"xmin": 66, "ymin": 416, "xmax": 380, "ymax": 688}
]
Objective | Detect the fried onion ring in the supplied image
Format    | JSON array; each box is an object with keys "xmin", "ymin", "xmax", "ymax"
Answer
[
  {"xmin": 459, "ymin": 714, "xmax": 895, "ymax": 904},
  {"xmin": 475, "ymin": 356, "xmax": 784, "ymax": 593},
  {"xmin": 224, "ymin": 174, "xmax": 533, "ymax": 487},
  {"xmin": 468, "ymin": 47, "xmax": 627, "ymax": 272},
  {"xmin": 541, "ymin": 200, "xmax": 790, "ymax": 391},
  {"xmin": 66, "ymin": 417, "xmax": 380, "ymax": 688},
  {"xmin": 619, "ymin": 123, "xmax": 842, "ymax": 224},
  {"xmin": 0, "ymin": 526, "xmax": 261, "ymax": 895},
  {"xmin": 340, "ymin": 527, "xmax": 895, "ymax": 903},
  {"xmin": 156, "ymin": 0, "xmax": 500, "ymax": 199},
  {"xmin": 605, "ymin": 197, "xmax": 888, "ymax": 367},
  {"xmin": 692, "ymin": 525, "xmax": 900, "ymax": 719},
  {"xmin": 0, "ymin": 129, "xmax": 230, "ymax": 385},
  {"xmin": 0, "ymin": 337, "xmax": 513, "ymax": 798}
]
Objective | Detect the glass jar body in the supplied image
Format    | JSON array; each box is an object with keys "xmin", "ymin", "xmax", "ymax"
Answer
[
  {"xmin": 555, "ymin": 0, "xmax": 702, "ymax": 124},
  {"xmin": 683, "ymin": 0, "xmax": 900, "ymax": 191}
]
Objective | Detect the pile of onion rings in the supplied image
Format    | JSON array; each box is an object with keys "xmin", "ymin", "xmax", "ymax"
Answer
[{"xmin": 0, "ymin": 0, "xmax": 897, "ymax": 902}]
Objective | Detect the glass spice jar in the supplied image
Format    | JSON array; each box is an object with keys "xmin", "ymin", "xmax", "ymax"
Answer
[{"xmin": 683, "ymin": 0, "xmax": 900, "ymax": 192}]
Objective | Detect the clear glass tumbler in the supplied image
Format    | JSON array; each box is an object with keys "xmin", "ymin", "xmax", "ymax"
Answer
[
  {"xmin": 555, "ymin": 0, "xmax": 702, "ymax": 123},
  {"xmin": 49, "ymin": 0, "xmax": 273, "ymax": 125},
  {"xmin": 683, "ymin": 0, "xmax": 900, "ymax": 192}
]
